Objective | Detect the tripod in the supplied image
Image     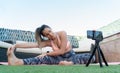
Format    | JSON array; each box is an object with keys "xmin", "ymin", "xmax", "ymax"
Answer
[{"xmin": 86, "ymin": 40, "xmax": 109, "ymax": 67}]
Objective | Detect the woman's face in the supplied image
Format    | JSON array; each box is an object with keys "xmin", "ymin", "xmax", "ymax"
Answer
[{"xmin": 42, "ymin": 27, "xmax": 55, "ymax": 40}]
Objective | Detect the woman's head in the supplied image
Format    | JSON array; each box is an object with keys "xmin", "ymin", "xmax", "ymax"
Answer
[{"xmin": 35, "ymin": 24, "xmax": 54, "ymax": 44}]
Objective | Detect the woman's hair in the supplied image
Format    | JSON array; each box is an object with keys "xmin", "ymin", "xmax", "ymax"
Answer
[{"xmin": 35, "ymin": 24, "xmax": 51, "ymax": 46}]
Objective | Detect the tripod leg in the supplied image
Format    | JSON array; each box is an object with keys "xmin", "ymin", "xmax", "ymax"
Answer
[
  {"xmin": 86, "ymin": 46, "xmax": 97, "ymax": 67},
  {"xmin": 97, "ymin": 47, "xmax": 103, "ymax": 67},
  {"xmin": 99, "ymin": 47, "xmax": 109, "ymax": 66}
]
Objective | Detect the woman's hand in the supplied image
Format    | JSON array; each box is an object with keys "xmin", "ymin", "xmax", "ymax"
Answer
[
  {"xmin": 7, "ymin": 45, "xmax": 16, "ymax": 56},
  {"xmin": 9, "ymin": 45, "xmax": 16, "ymax": 50},
  {"xmin": 37, "ymin": 53, "xmax": 47, "ymax": 58}
]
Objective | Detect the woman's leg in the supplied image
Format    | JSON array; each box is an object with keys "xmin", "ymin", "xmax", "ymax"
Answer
[
  {"xmin": 7, "ymin": 48, "xmax": 24, "ymax": 65},
  {"xmin": 59, "ymin": 53, "xmax": 96, "ymax": 65},
  {"xmin": 23, "ymin": 54, "xmax": 61, "ymax": 65},
  {"xmin": 73, "ymin": 53, "xmax": 96, "ymax": 64}
]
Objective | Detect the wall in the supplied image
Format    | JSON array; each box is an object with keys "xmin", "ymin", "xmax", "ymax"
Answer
[{"xmin": 96, "ymin": 32, "xmax": 120, "ymax": 62}]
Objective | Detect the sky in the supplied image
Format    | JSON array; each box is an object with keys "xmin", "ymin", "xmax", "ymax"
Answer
[{"xmin": 0, "ymin": 0, "xmax": 120, "ymax": 36}]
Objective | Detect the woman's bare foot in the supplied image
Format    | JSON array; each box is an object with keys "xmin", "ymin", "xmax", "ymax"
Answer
[
  {"xmin": 7, "ymin": 48, "xmax": 23, "ymax": 65},
  {"xmin": 59, "ymin": 61, "xmax": 73, "ymax": 65}
]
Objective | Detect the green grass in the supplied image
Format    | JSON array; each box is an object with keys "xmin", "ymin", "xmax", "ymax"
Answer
[{"xmin": 0, "ymin": 65, "xmax": 120, "ymax": 73}]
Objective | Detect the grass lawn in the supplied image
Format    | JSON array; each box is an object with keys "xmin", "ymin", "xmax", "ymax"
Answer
[{"xmin": 0, "ymin": 65, "xmax": 120, "ymax": 73}]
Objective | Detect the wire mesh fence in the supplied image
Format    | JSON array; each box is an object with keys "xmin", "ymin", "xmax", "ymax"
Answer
[
  {"xmin": 0, "ymin": 28, "xmax": 79, "ymax": 48},
  {"xmin": 0, "ymin": 28, "xmax": 36, "ymax": 43}
]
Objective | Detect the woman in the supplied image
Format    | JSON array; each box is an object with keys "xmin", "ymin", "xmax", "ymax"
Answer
[
  {"xmin": 7, "ymin": 24, "xmax": 95, "ymax": 65},
  {"xmin": 7, "ymin": 24, "xmax": 73, "ymax": 65}
]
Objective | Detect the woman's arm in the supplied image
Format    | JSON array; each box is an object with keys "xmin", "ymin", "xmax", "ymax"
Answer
[
  {"xmin": 14, "ymin": 42, "xmax": 39, "ymax": 48},
  {"xmin": 47, "ymin": 31, "xmax": 67, "ymax": 56},
  {"xmin": 9, "ymin": 40, "xmax": 51, "ymax": 50},
  {"xmin": 46, "ymin": 49, "xmax": 65, "ymax": 56},
  {"xmin": 7, "ymin": 42, "xmax": 39, "ymax": 53}
]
